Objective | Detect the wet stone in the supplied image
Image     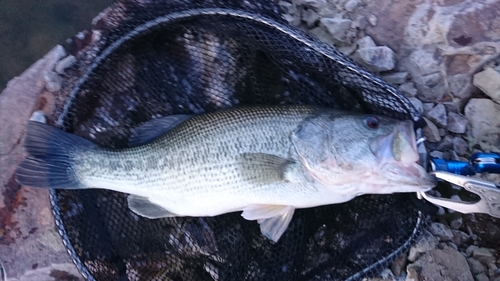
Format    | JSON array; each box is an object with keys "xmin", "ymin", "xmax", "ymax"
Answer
[
  {"xmin": 447, "ymin": 111, "xmax": 468, "ymax": 134},
  {"xmin": 427, "ymin": 103, "xmax": 447, "ymax": 127}
]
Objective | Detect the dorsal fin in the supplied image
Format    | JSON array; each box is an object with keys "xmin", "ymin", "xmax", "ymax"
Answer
[{"xmin": 128, "ymin": 115, "xmax": 191, "ymax": 146}]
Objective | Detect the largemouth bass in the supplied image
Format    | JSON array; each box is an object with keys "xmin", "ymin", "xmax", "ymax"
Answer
[{"xmin": 16, "ymin": 106, "xmax": 435, "ymax": 242}]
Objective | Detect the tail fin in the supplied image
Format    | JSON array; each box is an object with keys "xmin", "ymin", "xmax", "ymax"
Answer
[{"xmin": 15, "ymin": 121, "xmax": 97, "ymax": 189}]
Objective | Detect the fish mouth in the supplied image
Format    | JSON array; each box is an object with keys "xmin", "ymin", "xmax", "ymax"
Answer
[{"xmin": 371, "ymin": 120, "xmax": 435, "ymax": 190}]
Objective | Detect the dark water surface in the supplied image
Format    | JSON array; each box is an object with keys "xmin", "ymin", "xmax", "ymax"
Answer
[{"xmin": 0, "ymin": 0, "xmax": 112, "ymax": 91}]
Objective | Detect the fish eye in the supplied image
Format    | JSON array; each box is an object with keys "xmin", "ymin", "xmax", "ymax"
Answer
[{"xmin": 363, "ymin": 116, "xmax": 380, "ymax": 129}]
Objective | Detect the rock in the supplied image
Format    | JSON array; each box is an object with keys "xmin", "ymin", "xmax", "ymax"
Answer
[
  {"xmin": 344, "ymin": 0, "xmax": 359, "ymax": 12},
  {"xmin": 357, "ymin": 35, "xmax": 376, "ymax": 49},
  {"xmin": 367, "ymin": 14, "xmax": 377, "ymax": 26},
  {"xmin": 422, "ymin": 117, "xmax": 441, "ymax": 143},
  {"xmin": 438, "ymin": 135, "xmax": 454, "ymax": 151},
  {"xmin": 453, "ymin": 137, "xmax": 468, "ymax": 156},
  {"xmin": 55, "ymin": 55, "xmax": 76, "ymax": 75},
  {"xmin": 428, "ymin": 222, "xmax": 453, "ymax": 241},
  {"xmin": 472, "ymin": 248, "xmax": 496, "ymax": 265},
  {"xmin": 399, "ymin": 82, "xmax": 418, "ymax": 97},
  {"xmin": 43, "ymin": 71, "xmax": 62, "ymax": 92},
  {"xmin": 379, "ymin": 268, "xmax": 395, "ymax": 280},
  {"xmin": 448, "ymin": 74, "xmax": 473, "ymax": 99},
  {"xmin": 451, "ymin": 230, "xmax": 469, "ymax": 245},
  {"xmin": 381, "ymin": 72, "xmax": 408, "ymax": 85},
  {"xmin": 475, "ymin": 273, "xmax": 490, "ymax": 281},
  {"xmin": 467, "ymin": 257, "xmax": 486, "ymax": 275},
  {"xmin": 429, "ymin": 150, "xmax": 443, "ymax": 158},
  {"xmin": 408, "ymin": 97, "xmax": 423, "ymax": 114},
  {"xmin": 464, "ymin": 98, "xmax": 500, "ymax": 152},
  {"xmin": 302, "ymin": 8, "xmax": 320, "ymax": 28},
  {"xmin": 426, "ymin": 103, "xmax": 447, "ymax": 127},
  {"xmin": 407, "ymin": 230, "xmax": 439, "ymax": 262},
  {"xmin": 466, "ymin": 245, "xmax": 479, "ymax": 257},
  {"xmin": 356, "ymin": 46, "xmax": 395, "ymax": 72},
  {"xmin": 448, "ymin": 214, "xmax": 463, "ymax": 230},
  {"xmin": 390, "ymin": 253, "xmax": 407, "ymax": 277},
  {"xmin": 422, "ymin": 103, "xmax": 434, "ymax": 114},
  {"xmin": 447, "ymin": 111, "xmax": 468, "ymax": 134},
  {"xmin": 406, "ymin": 246, "xmax": 473, "ymax": 281},
  {"xmin": 473, "ymin": 68, "xmax": 500, "ymax": 104},
  {"xmin": 403, "ymin": 49, "xmax": 446, "ymax": 101},
  {"xmin": 320, "ymin": 18, "xmax": 352, "ymax": 42}
]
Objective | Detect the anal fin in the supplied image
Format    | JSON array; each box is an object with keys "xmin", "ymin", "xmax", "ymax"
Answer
[
  {"xmin": 241, "ymin": 204, "xmax": 295, "ymax": 242},
  {"xmin": 127, "ymin": 195, "xmax": 177, "ymax": 219}
]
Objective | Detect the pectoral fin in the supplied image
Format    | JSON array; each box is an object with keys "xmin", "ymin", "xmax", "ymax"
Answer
[
  {"xmin": 238, "ymin": 153, "xmax": 297, "ymax": 184},
  {"xmin": 127, "ymin": 195, "xmax": 177, "ymax": 218},
  {"xmin": 128, "ymin": 115, "xmax": 192, "ymax": 146},
  {"xmin": 241, "ymin": 204, "xmax": 295, "ymax": 242}
]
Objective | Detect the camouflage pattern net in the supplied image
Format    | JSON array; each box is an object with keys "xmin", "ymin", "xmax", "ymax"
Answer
[{"xmin": 47, "ymin": 0, "xmax": 429, "ymax": 280}]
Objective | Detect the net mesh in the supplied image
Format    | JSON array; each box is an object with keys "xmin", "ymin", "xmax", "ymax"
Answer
[{"xmin": 46, "ymin": 0, "xmax": 428, "ymax": 280}]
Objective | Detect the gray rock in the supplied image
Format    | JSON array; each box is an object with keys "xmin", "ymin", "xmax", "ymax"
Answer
[
  {"xmin": 448, "ymin": 74, "xmax": 473, "ymax": 100},
  {"xmin": 447, "ymin": 111, "xmax": 468, "ymax": 134},
  {"xmin": 367, "ymin": 14, "xmax": 377, "ymax": 26},
  {"xmin": 381, "ymin": 72, "xmax": 409, "ymax": 85},
  {"xmin": 302, "ymin": 8, "xmax": 320, "ymax": 28},
  {"xmin": 475, "ymin": 273, "xmax": 489, "ymax": 281},
  {"xmin": 438, "ymin": 128, "xmax": 446, "ymax": 137},
  {"xmin": 422, "ymin": 103, "xmax": 434, "ymax": 114},
  {"xmin": 426, "ymin": 103, "xmax": 447, "ymax": 127},
  {"xmin": 428, "ymin": 222, "xmax": 453, "ymax": 241},
  {"xmin": 472, "ymin": 247, "xmax": 496, "ymax": 265},
  {"xmin": 466, "ymin": 245, "xmax": 479, "ymax": 257},
  {"xmin": 408, "ymin": 97, "xmax": 423, "ymax": 114},
  {"xmin": 356, "ymin": 46, "xmax": 396, "ymax": 72},
  {"xmin": 430, "ymin": 150, "xmax": 443, "ymax": 158},
  {"xmin": 438, "ymin": 135, "xmax": 454, "ymax": 151},
  {"xmin": 407, "ymin": 230, "xmax": 439, "ymax": 262},
  {"xmin": 451, "ymin": 230, "xmax": 469, "ymax": 245},
  {"xmin": 467, "ymin": 257, "xmax": 486, "ymax": 275},
  {"xmin": 464, "ymin": 98, "xmax": 500, "ymax": 152},
  {"xmin": 357, "ymin": 35, "xmax": 376, "ymax": 49},
  {"xmin": 473, "ymin": 68, "xmax": 500, "ymax": 104},
  {"xmin": 320, "ymin": 18, "xmax": 352, "ymax": 42},
  {"xmin": 344, "ymin": 0, "xmax": 359, "ymax": 12},
  {"xmin": 399, "ymin": 82, "xmax": 418, "ymax": 97},
  {"xmin": 453, "ymin": 137, "xmax": 468, "ymax": 156},
  {"xmin": 422, "ymin": 117, "xmax": 441, "ymax": 143},
  {"xmin": 406, "ymin": 246, "xmax": 473, "ymax": 281}
]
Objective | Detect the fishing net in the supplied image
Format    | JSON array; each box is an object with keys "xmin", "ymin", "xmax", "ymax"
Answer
[{"xmin": 45, "ymin": 0, "xmax": 430, "ymax": 280}]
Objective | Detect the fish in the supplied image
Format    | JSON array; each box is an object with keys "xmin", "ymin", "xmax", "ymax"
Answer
[{"xmin": 15, "ymin": 105, "xmax": 435, "ymax": 242}]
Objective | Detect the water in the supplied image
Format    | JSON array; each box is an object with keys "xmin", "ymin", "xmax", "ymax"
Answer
[{"xmin": 0, "ymin": 0, "xmax": 112, "ymax": 92}]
